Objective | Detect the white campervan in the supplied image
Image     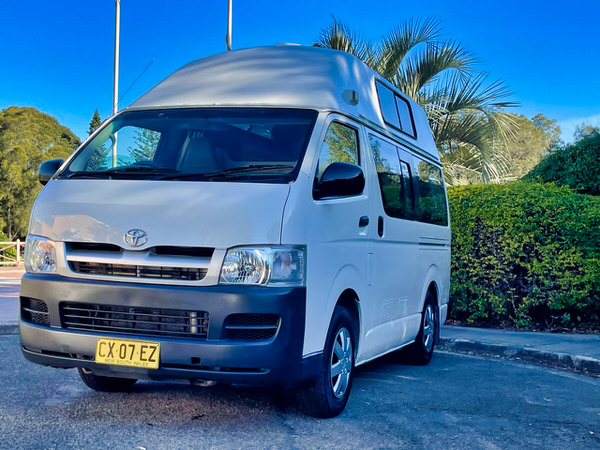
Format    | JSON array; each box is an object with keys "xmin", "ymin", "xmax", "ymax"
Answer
[{"xmin": 20, "ymin": 45, "xmax": 450, "ymax": 417}]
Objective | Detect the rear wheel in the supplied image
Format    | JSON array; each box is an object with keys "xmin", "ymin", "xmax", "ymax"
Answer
[
  {"xmin": 297, "ymin": 306, "xmax": 355, "ymax": 418},
  {"xmin": 78, "ymin": 368, "xmax": 137, "ymax": 392},
  {"xmin": 405, "ymin": 292, "xmax": 437, "ymax": 365}
]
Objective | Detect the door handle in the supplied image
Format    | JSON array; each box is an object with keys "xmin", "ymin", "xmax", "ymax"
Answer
[
  {"xmin": 359, "ymin": 216, "xmax": 369, "ymax": 227},
  {"xmin": 378, "ymin": 216, "xmax": 384, "ymax": 237}
]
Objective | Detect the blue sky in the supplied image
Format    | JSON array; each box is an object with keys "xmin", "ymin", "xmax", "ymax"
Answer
[{"xmin": 2, "ymin": 0, "xmax": 599, "ymax": 142}]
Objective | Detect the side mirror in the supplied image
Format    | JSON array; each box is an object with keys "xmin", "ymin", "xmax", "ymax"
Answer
[
  {"xmin": 314, "ymin": 162, "xmax": 365, "ymax": 200},
  {"xmin": 39, "ymin": 159, "xmax": 64, "ymax": 186}
]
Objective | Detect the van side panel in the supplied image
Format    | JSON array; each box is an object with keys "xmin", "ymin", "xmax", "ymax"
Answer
[{"xmin": 357, "ymin": 130, "xmax": 451, "ymax": 362}]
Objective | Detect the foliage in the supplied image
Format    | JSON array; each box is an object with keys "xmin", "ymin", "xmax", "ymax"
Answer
[
  {"xmin": 0, "ymin": 230, "xmax": 16, "ymax": 262},
  {"xmin": 88, "ymin": 110, "xmax": 102, "ymax": 136},
  {"xmin": 492, "ymin": 113, "xmax": 561, "ymax": 182},
  {"xmin": 449, "ymin": 182, "xmax": 600, "ymax": 330},
  {"xmin": 85, "ymin": 110, "xmax": 108, "ymax": 170},
  {"xmin": 526, "ymin": 133, "xmax": 600, "ymax": 195},
  {"xmin": 532, "ymin": 113, "xmax": 562, "ymax": 149},
  {"xmin": 129, "ymin": 128, "xmax": 160, "ymax": 162},
  {"xmin": 573, "ymin": 123, "xmax": 599, "ymax": 142},
  {"xmin": 0, "ymin": 106, "xmax": 80, "ymax": 239},
  {"xmin": 314, "ymin": 17, "xmax": 518, "ymax": 184}
]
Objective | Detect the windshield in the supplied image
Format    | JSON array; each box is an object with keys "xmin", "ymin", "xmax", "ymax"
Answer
[{"xmin": 60, "ymin": 108, "xmax": 318, "ymax": 182}]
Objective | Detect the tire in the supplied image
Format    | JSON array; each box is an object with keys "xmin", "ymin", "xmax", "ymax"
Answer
[
  {"xmin": 78, "ymin": 368, "xmax": 137, "ymax": 392},
  {"xmin": 405, "ymin": 292, "xmax": 437, "ymax": 366},
  {"xmin": 297, "ymin": 306, "xmax": 356, "ymax": 418}
]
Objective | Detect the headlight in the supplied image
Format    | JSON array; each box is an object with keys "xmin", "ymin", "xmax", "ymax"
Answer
[
  {"xmin": 25, "ymin": 236, "xmax": 57, "ymax": 273},
  {"xmin": 219, "ymin": 246, "xmax": 305, "ymax": 287}
]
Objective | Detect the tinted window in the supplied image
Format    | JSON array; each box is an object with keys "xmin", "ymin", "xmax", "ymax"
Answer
[
  {"xmin": 369, "ymin": 135, "xmax": 413, "ymax": 219},
  {"xmin": 315, "ymin": 122, "xmax": 359, "ymax": 183},
  {"xmin": 395, "ymin": 96, "xmax": 416, "ymax": 138},
  {"xmin": 376, "ymin": 82, "xmax": 401, "ymax": 129},
  {"xmin": 414, "ymin": 159, "xmax": 448, "ymax": 226},
  {"xmin": 376, "ymin": 81, "xmax": 417, "ymax": 138},
  {"xmin": 400, "ymin": 160, "xmax": 415, "ymax": 213}
]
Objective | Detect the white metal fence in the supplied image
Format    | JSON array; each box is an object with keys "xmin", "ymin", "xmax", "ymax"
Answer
[{"xmin": 0, "ymin": 241, "xmax": 25, "ymax": 266}]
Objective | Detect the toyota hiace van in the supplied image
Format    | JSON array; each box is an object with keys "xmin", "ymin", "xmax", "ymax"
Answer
[{"xmin": 20, "ymin": 45, "xmax": 450, "ymax": 417}]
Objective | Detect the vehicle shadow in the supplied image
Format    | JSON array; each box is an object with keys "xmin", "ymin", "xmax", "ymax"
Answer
[
  {"xmin": 65, "ymin": 380, "xmax": 299, "ymax": 425},
  {"xmin": 62, "ymin": 349, "xmax": 431, "ymax": 424}
]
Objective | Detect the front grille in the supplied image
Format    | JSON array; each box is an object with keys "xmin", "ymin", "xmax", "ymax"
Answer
[
  {"xmin": 67, "ymin": 242, "xmax": 214, "ymax": 259},
  {"xmin": 21, "ymin": 298, "xmax": 50, "ymax": 326},
  {"xmin": 223, "ymin": 313, "xmax": 280, "ymax": 340},
  {"xmin": 60, "ymin": 302, "xmax": 209, "ymax": 339},
  {"xmin": 69, "ymin": 261, "xmax": 207, "ymax": 281}
]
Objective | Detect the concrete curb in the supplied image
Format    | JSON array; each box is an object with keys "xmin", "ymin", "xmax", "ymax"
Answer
[
  {"xmin": 439, "ymin": 337, "xmax": 600, "ymax": 378},
  {"xmin": 0, "ymin": 324, "xmax": 18, "ymax": 335}
]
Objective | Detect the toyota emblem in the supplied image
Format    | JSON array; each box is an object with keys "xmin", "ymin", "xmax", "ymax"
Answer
[{"xmin": 124, "ymin": 229, "xmax": 148, "ymax": 247}]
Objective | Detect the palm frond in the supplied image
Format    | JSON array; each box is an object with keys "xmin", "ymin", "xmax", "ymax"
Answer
[
  {"xmin": 395, "ymin": 41, "xmax": 477, "ymax": 99},
  {"xmin": 313, "ymin": 17, "xmax": 374, "ymax": 64},
  {"xmin": 375, "ymin": 17, "xmax": 442, "ymax": 79},
  {"xmin": 315, "ymin": 17, "xmax": 519, "ymax": 185}
]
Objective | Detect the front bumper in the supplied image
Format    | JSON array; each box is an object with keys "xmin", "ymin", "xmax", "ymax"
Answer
[{"xmin": 19, "ymin": 274, "xmax": 322, "ymax": 388}]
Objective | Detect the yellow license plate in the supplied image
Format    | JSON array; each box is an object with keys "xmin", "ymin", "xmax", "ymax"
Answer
[{"xmin": 95, "ymin": 338, "xmax": 160, "ymax": 369}]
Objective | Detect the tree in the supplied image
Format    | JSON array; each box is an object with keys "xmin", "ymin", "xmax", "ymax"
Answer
[
  {"xmin": 485, "ymin": 114, "xmax": 561, "ymax": 182},
  {"xmin": 532, "ymin": 113, "xmax": 562, "ymax": 150},
  {"xmin": 0, "ymin": 107, "xmax": 80, "ymax": 239},
  {"xmin": 573, "ymin": 123, "xmax": 600, "ymax": 143},
  {"xmin": 129, "ymin": 128, "xmax": 160, "ymax": 162},
  {"xmin": 314, "ymin": 18, "xmax": 518, "ymax": 184},
  {"xmin": 88, "ymin": 109, "xmax": 102, "ymax": 136}
]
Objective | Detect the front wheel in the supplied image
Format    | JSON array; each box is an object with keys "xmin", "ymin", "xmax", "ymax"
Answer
[
  {"xmin": 404, "ymin": 292, "xmax": 437, "ymax": 365},
  {"xmin": 78, "ymin": 368, "xmax": 137, "ymax": 392},
  {"xmin": 297, "ymin": 306, "xmax": 355, "ymax": 418}
]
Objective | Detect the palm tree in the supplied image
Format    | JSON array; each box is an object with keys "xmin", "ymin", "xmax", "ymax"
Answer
[{"xmin": 315, "ymin": 18, "xmax": 518, "ymax": 184}]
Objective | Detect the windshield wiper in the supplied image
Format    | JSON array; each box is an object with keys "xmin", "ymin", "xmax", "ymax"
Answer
[
  {"xmin": 67, "ymin": 166, "xmax": 178, "ymax": 179},
  {"xmin": 160, "ymin": 164, "xmax": 294, "ymax": 180}
]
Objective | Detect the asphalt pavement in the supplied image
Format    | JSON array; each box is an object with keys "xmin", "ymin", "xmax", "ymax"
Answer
[
  {"xmin": 2, "ymin": 267, "xmax": 599, "ymax": 377},
  {"xmin": 3, "ymin": 336, "xmax": 600, "ymax": 449}
]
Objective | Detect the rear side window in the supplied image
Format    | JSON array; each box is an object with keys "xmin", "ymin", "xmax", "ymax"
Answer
[
  {"xmin": 369, "ymin": 135, "xmax": 414, "ymax": 220},
  {"xmin": 376, "ymin": 81, "xmax": 417, "ymax": 138},
  {"xmin": 395, "ymin": 96, "xmax": 416, "ymax": 138},
  {"xmin": 376, "ymin": 84, "xmax": 401, "ymax": 130},
  {"xmin": 414, "ymin": 159, "xmax": 448, "ymax": 226}
]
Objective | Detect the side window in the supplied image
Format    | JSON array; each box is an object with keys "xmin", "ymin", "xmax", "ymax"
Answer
[
  {"xmin": 369, "ymin": 135, "xmax": 414, "ymax": 219},
  {"xmin": 314, "ymin": 122, "xmax": 359, "ymax": 184},
  {"xmin": 400, "ymin": 160, "xmax": 415, "ymax": 214},
  {"xmin": 376, "ymin": 81, "xmax": 417, "ymax": 138},
  {"xmin": 395, "ymin": 96, "xmax": 416, "ymax": 138},
  {"xmin": 376, "ymin": 83, "xmax": 401, "ymax": 130},
  {"xmin": 414, "ymin": 159, "xmax": 448, "ymax": 226}
]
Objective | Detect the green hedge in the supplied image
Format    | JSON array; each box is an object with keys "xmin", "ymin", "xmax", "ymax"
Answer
[
  {"xmin": 448, "ymin": 182, "xmax": 600, "ymax": 330},
  {"xmin": 526, "ymin": 133, "xmax": 600, "ymax": 196}
]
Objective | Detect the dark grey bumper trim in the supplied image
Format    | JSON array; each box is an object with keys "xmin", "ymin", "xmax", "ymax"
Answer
[{"xmin": 19, "ymin": 274, "xmax": 321, "ymax": 388}]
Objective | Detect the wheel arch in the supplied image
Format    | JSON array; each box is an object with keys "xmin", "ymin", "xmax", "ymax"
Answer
[
  {"xmin": 335, "ymin": 288, "xmax": 361, "ymax": 356},
  {"xmin": 420, "ymin": 265, "xmax": 443, "ymax": 344},
  {"xmin": 303, "ymin": 264, "xmax": 364, "ymax": 358}
]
